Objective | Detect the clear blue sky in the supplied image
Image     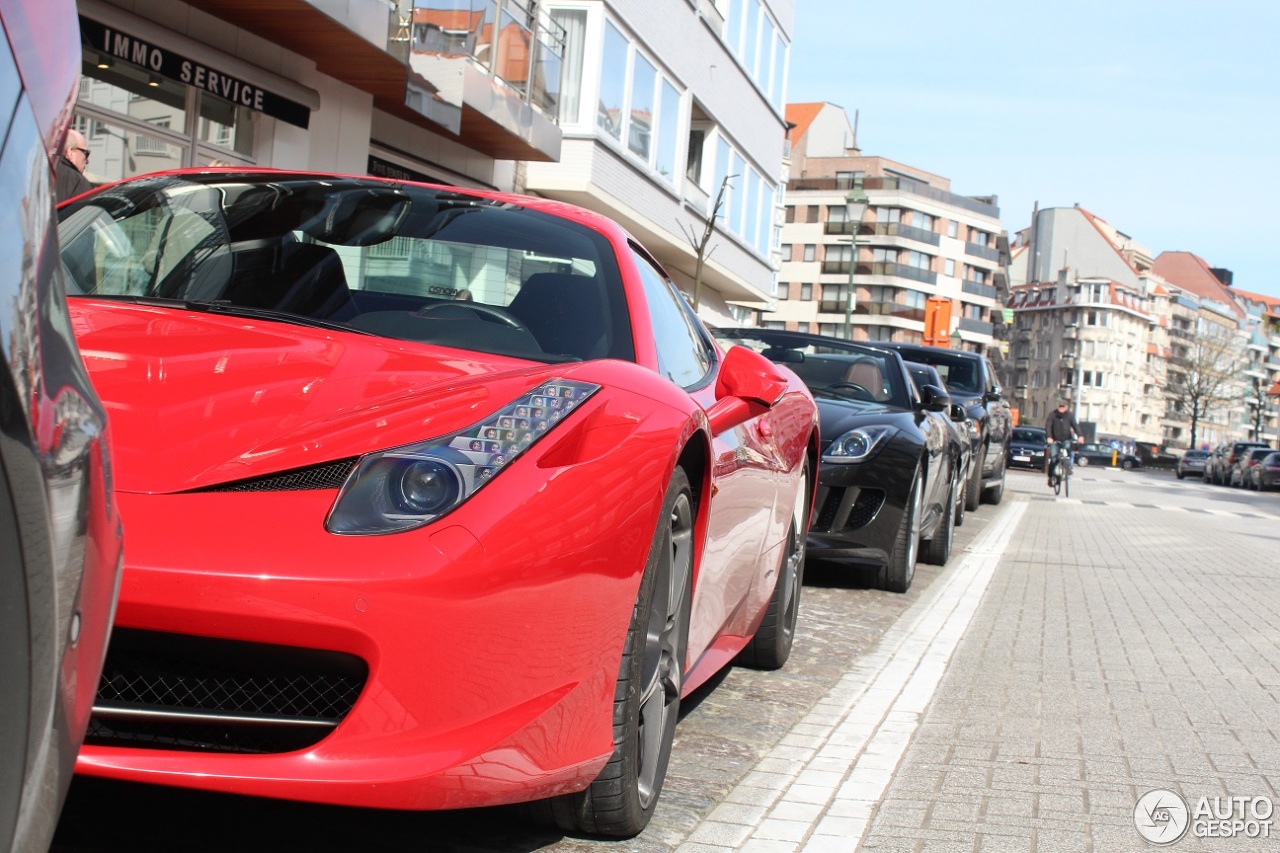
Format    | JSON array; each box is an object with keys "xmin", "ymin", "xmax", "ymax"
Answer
[{"xmin": 786, "ymin": 0, "xmax": 1280, "ymax": 300}]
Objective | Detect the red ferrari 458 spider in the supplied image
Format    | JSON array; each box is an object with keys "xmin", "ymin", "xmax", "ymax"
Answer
[{"xmin": 58, "ymin": 170, "xmax": 818, "ymax": 836}]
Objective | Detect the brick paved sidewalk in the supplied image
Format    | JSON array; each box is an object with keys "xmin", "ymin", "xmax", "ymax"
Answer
[{"xmin": 858, "ymin": 489, "xmax": 1280, "ymax": 853}]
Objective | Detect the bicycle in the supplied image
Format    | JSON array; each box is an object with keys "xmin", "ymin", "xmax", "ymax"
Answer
[{"xmin": 1047, "ymin": 442, "xmax": 1073, "ymax": 496}]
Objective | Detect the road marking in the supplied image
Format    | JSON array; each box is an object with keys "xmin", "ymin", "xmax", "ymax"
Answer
[
  {"xmin": 676, "ymin": 501, "xmax": 1027, "ymax": 853},
  {"xmin": 1026, "ymin": 494, "xmax": 1277, "ymax": 517}
]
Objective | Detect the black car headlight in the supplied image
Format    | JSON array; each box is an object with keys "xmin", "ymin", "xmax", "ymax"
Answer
[
  {"xmin": 823, "ymin": 424, "xmax": 897, "ymax": 464},
  {"xmin": 326, "ymin": 379, "xmax": 599, "ymax": 535}
]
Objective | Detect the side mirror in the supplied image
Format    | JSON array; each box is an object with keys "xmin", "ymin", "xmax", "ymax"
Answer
[
  {"xmin": 917, "ymin": 383, "xmax": 950, "ymax": 413},
  {"xmin": 949, "ymin": 403, "xmax": 968, "ymax": 423},
  {"xmin": 707, "ymin": 345, "xmax": 789, "ymax": 433}
]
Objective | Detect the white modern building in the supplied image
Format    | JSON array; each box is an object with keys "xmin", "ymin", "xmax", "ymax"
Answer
[{"xmin": 70, "ymin": 0, "xmax": 791, "ymax": 322}]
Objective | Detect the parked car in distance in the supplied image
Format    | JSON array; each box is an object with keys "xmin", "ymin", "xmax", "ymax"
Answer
[
  {"xmin": 1231, "ymin": 447, "xmax": 1274, "ymax": 488},
  {"xmin": 903, "ymin": 360, "xmax": 972, "ymax": 526},
  {"xmin": 714, "ymin": 328, "xmax": 966, "ymax": 594},
  {"xmin": 1007, "ymin": 426, "xmax": 1049, "ymax": 471},
  {"xmin": 1207, "ymin": 440, "xmax": 1270, "ymax": 485},
  {"xmin": 60, "ymin": 170, "xmax": 820, "ymax": 837},
  {"xmin": 1074, "ymin": 443, "xmax": 1142, "ymax": 469},
  {"xmin": 1247, "ymin": 451, "xmax": 1280, "ymax": 491},
  {"xmin": 1176, "ymin": 449, "xmax": 1210, "ymax": 479},
  {"xmin": 1, "ymin": 2, "xmax": 125, "ymax": 850},
  {"xmin": 873, "ymin": 342, "xmax": 1011, "ymax": 511}
]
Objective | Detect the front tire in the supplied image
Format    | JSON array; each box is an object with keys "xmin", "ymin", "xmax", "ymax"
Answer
[
  {"xmin": 739, "ymin": 462, "xmax": 809, "ymax": 670},
  {"xmin": 1076, "ymin": 455, "xmax": 1090, "ymax": 467},
  {"xmin": 1121, "ymin": 459, "xmax": 1135, "ymax": 471},
  {"xmin": 539, "ymin": 467, "xmax": 694, "ymax": 837},
  {"xmin": 879, "ymin": 469, "xmax": 921, "ymax": 593}
]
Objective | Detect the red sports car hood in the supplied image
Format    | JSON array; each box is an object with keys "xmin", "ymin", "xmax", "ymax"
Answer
[{"xmin": 71, "ymin": 302, "xmax": 585, "ymax": 494}]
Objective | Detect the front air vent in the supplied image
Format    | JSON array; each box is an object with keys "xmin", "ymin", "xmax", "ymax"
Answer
[
  {"xmin": 196, "ymin": 458, "xmax": 357, "ymax": 492},
  {"xmin": 88, "ymin": 628, "xmax": 367, "ymax": 754}
]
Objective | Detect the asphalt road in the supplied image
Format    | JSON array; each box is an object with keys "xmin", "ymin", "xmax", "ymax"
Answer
[{"xmin": 49, "ymin": 466, "xmax": 1279, "ymax": 852}]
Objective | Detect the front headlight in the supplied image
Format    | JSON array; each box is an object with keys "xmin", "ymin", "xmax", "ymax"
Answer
[
  {"xmin": 822, "ymin": 424, "xmax": 897, "ymax": 464},
  {"xmin": 326, "ymin": 378, "xmax": 599, "ymax": 535}
]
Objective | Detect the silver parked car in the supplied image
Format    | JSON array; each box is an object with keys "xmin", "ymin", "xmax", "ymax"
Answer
[{"xmin": 1175, "ymin": 449, "xmax": 1210, "ymax": 479}]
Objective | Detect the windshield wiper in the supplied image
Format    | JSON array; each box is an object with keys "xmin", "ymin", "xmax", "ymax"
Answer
[{"xmin": 90, "ymin": 294, "xmax": 370, "ymax": 335}]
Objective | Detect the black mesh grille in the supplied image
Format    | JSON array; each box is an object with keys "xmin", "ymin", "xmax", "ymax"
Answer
[
  {"xmin": 815, "ymin": 486, "xmax": 884, "ymax": 532},
  {"xmin": 199, "ymin": 458, "xmax": 357, "ymax": 492},
  {"xmin": 88, "ymin": 629, "xmax": 367, "ymax": 754}
]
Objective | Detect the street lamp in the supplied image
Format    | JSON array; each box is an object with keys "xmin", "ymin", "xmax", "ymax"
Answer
[{"xmin": 843, "ymin": 186, "xmax": 869, "ymax": 340}]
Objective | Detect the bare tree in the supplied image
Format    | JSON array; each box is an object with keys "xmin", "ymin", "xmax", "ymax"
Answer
[
  {"xmin": 1165, "ymin": 333, "xmax": 1243, "ymax": 449},
  {"xmin": 1247, "ymin": 377, "xmax": 1268, "ymax": 441},
  {"xmin": 678, "ymin": 174, "xmax": 735, "ymax": 312}
]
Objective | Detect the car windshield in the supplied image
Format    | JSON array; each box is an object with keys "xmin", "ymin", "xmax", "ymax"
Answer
[
  {"xmin": 57, "ymin": 172, "xmax": 633, "ymax": 364},
  {"xmin": 1184, "ymin": 451, "xmax": 1208, "ymax": 459},
  {"xmin": 884, "ymin": 346, "xmax": 981, "ymax": 394},
  {"xmin": 712, "ymin": 329, "xmax": 909, "ymax": 408},
  {"xmin": 1012, "ymin": 427, "xmax": 1045, "ymax": 443}
]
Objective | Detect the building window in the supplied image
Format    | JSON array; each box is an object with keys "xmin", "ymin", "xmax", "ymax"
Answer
[
  {"xmin": 805, "ymin": 205, "xmax": 819, "ymax": 223},
  {"xmin": 905, "ymin": 250, "xmax": 932, "ymax": 271},
  {"xmin": 598, "ymin": 22, "xmax": 627, "ymax": 140},
  {"xmin": 948, "ymin": 220, "xmax": 959, "ymax": 238},
  {"xmin": 655, "ymin": 80, "xmax": 680, "ymax": 181},
  {"xmin": 784, "ymin": 206, "xmax": 796, "ymax": 223},
  {"xmin": 803, "ymin": 244, "xmax": 816, "ymax": 261},
  {"xmin": 551, "ymin": 9, "xmax": 587, "ymax": 124},
  {"xmin": 801, "ymin": 283, "xmax": 812, "ymax": 300},
  {"xmin": 876, "ymin": 207, "xmax": 900, "ymax": 224},
  {"xmin": 945, "ymin": 259, "xmax": 956, "ymax": 277},
  {"xmin": 909, "ymin": 210, "xmax": 933, "ymax": 231},
  {"xmin": 628, "ymin": 52, "xmax": 656, "ymax": 160}
]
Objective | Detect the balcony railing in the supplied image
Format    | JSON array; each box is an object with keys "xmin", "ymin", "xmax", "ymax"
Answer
[
  {"xmin": 958, "ymin": 318, "xmax": 994, "ymax": 336},
  {"xmin": 962, "ymin": 280, "xmax": 997, "ymax": 299},
  {"xmin": 821, "ymin": 261, "xmax": 852, "ymax": 275},
  {"xmin": 964, "ymin": 242, "xmax": 1000, "ymax": 262},
  {"xmin": 861, "ymin": 222, "xmax": 940, "ymax": 246},
  {"xmin": 860, "ymin": 176, "xmax": 999, "ymax": 218},
  {"xmin": 397, "ymin": 0, "xmax": 566, "ymax": 133},
  {"xmin": 824, "ymin": 220, "xmax": 856, "ymax": 235},
  {"xmin": 856, "ymin": 301, "xmax": 926, "ymax": 322},
  {"xmin": 855, "ymin": 261, "xmax": 936, "ymax": 285},
  {"xmin": 818, "ymin": 300, "xmax": 847, "ymax": 314}
]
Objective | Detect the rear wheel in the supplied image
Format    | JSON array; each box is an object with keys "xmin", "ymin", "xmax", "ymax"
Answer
[
  {"xmin": 879, "ymin": 469, "xmax": 921, "ymax": 593},
  {"xmin": 1051, "ymin": 462, "xmax": 1061, "ymax": 495},
  {"xmin": 920, "ymin": 469, "xmax": 955, "ymax": 566},
  {"xmin": 738, "ymin": 462, "xmax": 809, "ymax": 670},
  {"xmin": 1076, "ymin": 455, "xmax": 1090, "ymax": 467},
  {"xmin": 537, "ymin": 467, "xmax": 693, "ymax": 837},
  {"xmin": 981, "ymin": 456, "xmax": 1006, "ymax": 505},
  {"xmin": 1121, "ymin": 459, "xmax": 1135, "ymax": 471},
  {"xmin": 964, "ymin": 443, "xmax": 983, "ymax": 512}
]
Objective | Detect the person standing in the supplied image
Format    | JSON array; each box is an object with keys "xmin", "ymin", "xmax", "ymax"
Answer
[
  {"xmin": 56, "ymin": 128, "xmax": 94, "ymax": 201},
  {"xmin": 1044, "ymin": 398, "xmax": 1081, "ymax": 486}
]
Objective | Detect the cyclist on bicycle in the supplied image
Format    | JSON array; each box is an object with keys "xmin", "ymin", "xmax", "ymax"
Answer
[{"xmin": 1044, "ymin": 398, "xmax": 1081, "ymax": 487}]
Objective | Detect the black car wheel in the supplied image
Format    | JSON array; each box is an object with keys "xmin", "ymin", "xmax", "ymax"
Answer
[
  {"xmin": 920, "ymin": 468, "xmax": 955, "ymax": 566},
  {"xmin": 539, "ymin": 467, "xmax": 693, "ymax": 837},
  {"xmin": 738, "ymin": 462, "xmax": 809, "ymax": 670},
  {"xmin": 964, "ymin": 442, "xmax": 983, "ymax": 512},
  {"xmin": 982, "ymin": 455, "xmax": 1006, "ymax": 505},
  {"xmin": 879, "ymin": 469, "xmax": 921, "ymax": 593},
  {"xmin": 1077, "ymin": 455, "xmax": 1090, "ymax": 467},
  {"xmin": 1121, "ymin": 459, "xmax": 1135, "ymax": 471}
]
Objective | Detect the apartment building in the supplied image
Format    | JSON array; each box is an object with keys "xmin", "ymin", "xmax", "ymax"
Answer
[
  {"xmin": 70, "ymin": 0, "xmax": 790, "ymax": 320},
  {"xmin": 765, "ymin": 102, "xmax": 1009, "ymax": 353},
  {"xmin": 524, "ymin": 0, "xmax": 793, "ymax": 325},
  {"xmin": 1007, "ymin": 206, "xmax": 1253, "ymax": 451}
]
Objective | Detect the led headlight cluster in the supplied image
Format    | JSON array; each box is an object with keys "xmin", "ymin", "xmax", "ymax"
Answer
[
  {"xmin": 326, "ymin": 379, "xmax": 599, "ymax": 534},
  {"xmin": 822, "ymin": 424, "xmax": 897, "ymax": 464}
]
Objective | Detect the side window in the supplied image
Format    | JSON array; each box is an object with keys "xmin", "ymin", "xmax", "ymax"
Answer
[{"xmin": 630, "ymin": 245, "xmax": 713, "ymax": 387}]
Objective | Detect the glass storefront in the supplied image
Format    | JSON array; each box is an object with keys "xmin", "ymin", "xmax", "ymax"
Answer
[{"xmin": 75, "ymin": 51, "xmax": 256, "ymax": 185}]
